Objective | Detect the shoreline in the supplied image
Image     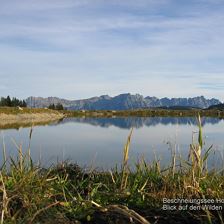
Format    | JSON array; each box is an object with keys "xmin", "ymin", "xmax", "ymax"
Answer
[
  {"xmin": 1, "ymin": 107, "xmax": 224, "ymax": 129},
  {"xmin": 0, "ymin": 108, "xmax": 65, "ymax": 129}
]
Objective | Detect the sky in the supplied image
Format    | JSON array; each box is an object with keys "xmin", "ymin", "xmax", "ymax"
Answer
[{"xmin": 0, "ymin": 0, "xmax": 224, "ymax": 100}]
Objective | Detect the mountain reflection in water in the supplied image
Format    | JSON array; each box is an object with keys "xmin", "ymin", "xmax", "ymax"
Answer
[
  {"xmin": 1, "ymin": 116, "xmax": 224, "ymax": 169},
  {"xmin": 56, "ymin": 117, "xmax": 222, "ymax": 129}
]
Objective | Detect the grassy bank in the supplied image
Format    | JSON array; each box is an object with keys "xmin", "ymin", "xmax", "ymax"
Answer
[
  {"xmin": 0, "ymin": 107, "xmax": 65, "ymax": 129},
  {"xmin": 0, "ymin": 118, "xmax": 224, "ymax": 223},
  {"xmin": 66, "ymin": 108, "xmax": 224, "ymax": 118},
  {"xmin": 0, "ymin": 107, "xmax": 66, "ymax": 115},
  {"xmin": 1, "ymin": 106, "xmax": 224, "ymax": 118}
]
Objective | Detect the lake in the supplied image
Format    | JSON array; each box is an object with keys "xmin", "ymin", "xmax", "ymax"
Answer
[{"xmin": 1, "ymin": 116, "xmax": 224, "ymax": 169}]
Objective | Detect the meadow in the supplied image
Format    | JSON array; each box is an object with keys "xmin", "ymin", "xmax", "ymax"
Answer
[{"xmin": 1, "ymin": 106, "xmax": 224, "ymax": 118}]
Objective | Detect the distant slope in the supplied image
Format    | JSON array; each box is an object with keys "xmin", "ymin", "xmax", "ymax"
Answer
[
  {"xmin": 207, "ymin": 104, "xmax": 224, "ymax": 110},
  {"xmin": 26, "ymin": 94, "xmax": 221, "ymax": 110},
  {"xmin": 156, "ymin": 106, "xmax": 201, "ymax": 110}
]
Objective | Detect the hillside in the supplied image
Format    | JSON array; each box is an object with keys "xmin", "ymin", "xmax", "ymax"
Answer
[{"xmin": 207, "ymin": 103, "xmax": 224, "ymax": 110}]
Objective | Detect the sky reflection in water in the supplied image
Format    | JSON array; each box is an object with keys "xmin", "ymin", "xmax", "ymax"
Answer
[{"xmin": 1, "ymin": 117, "xmax": 224, "ymax": 169}]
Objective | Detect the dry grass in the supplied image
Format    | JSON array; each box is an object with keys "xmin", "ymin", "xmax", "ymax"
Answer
[{"xmin": 0, "ymin": 107, "xmax": 65, "ymax": 129}]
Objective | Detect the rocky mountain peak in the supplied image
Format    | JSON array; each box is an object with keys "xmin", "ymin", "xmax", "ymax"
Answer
[{"xmin": 26, "ymin": 94, "xmax": 222, "ymax": 110}]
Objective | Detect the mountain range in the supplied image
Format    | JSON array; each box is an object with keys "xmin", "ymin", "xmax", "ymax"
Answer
[{"xmin": 25, "ymin": 94, "xmax": 221, "ymax": 110}]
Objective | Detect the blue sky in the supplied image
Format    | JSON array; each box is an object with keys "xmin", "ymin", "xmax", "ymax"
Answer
[{"xmin": 0, "ymin": 0, "xmax": 224, "ymax": 100}]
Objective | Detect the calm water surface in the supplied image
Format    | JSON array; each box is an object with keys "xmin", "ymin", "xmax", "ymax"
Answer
[{"xmin": 1, "ymin": 117, "xmax": 224, "ymax": 169}]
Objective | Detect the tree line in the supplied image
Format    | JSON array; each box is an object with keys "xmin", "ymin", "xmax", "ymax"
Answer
[
  {"xmin": 0, "ymin": 96, "xmax": 27, "ymax": 107},
  {"xmin": 48, "ymin": 103, "xmax": 64, "ymax": 110}
]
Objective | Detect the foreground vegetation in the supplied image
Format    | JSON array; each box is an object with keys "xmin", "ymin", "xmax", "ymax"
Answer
[{"xmin": 0, "ymin": 117, "xmax": 224, "ymax": 223}]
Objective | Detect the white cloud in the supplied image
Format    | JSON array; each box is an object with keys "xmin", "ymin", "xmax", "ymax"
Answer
[{"xmin": 0, "ymin": 0, "xmax": 224, "ymax": 100}]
